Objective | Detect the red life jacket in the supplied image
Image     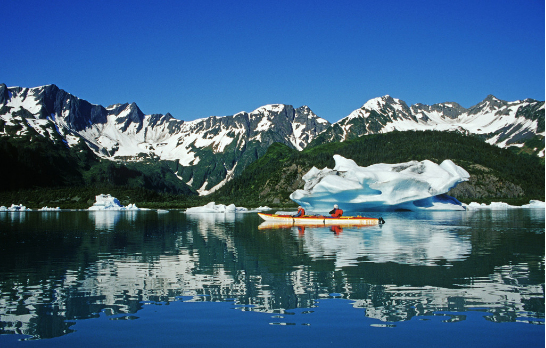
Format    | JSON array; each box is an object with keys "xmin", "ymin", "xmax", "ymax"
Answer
[
  {"xmin": 331, "ymin": 209, "xmax": 343, "ymax": 218},
  {"xmin": 297, "ymin": 207, "xmax": 305, "ymax": 215}
]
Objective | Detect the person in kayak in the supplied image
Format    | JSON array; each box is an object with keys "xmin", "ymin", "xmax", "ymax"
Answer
[
  {"xmin": 329, "ymin": 204, "xmax": 343, "ymax": 218},
  {"xmin": 294, "ymin": 206, "xmax": 305, "ymax": 217}
]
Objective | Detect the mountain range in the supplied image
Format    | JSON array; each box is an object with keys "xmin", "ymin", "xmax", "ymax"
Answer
[{"xmin": 0, "ymin": 83, "xmax": 544, "ymax": 195}]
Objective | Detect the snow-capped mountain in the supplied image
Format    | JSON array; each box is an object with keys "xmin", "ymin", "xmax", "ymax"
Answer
[
  {"xmin": 0, "ymin": 84, "xmax": 330, "ymax": 194},
  {"xmin": 1, "ymin": 84, "xmax": 543, "ymax": 195},
  {"xmin": 312, "ymin": 95, "xmax": 545, "ymax": 155}
]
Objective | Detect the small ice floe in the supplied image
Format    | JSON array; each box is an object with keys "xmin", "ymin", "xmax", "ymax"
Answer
[
  {"xmin": 464, "ymin": 200, "xmax": 545, "ymax": 210},
  {"xmin": 39, "ymin": 206, "xmax": 61, "ymax": 211},
  {"xmin": 185, "ymin": 202, "xmax": 271, "ymax": 213},
  {"xmin": 255, "ymin": 206, "xmax": 272, "ymax": 212},
  {"xmin": 186, "ymin": 202, "xmax": 247, "ymax": 213},
  {"xmin": 157, "ymin": 209, "xmax": 169, "ymax": 213},
  {"xmin": 88, "ymin": 194, "xmax": 141, "ymax": 211},
  {"xmin": 0, "ymin": 204, "xmax": 31, "ymax": 212},
  {"xmin": 522, "ymin": 200, "xmax": 546, "ymax": 209}
]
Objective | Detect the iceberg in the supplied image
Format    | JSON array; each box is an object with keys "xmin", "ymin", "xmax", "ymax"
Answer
[
  {"xmin": 186, "ymin": 202, "xmax": 247, "ymax": 213},
  {"xmin": 0, "ymin": 204, "xmax": 31, "ymax": 211},
  {"xmin": 290, "ymin": 155, "xmax": 470, "ymax": 212},
  {"xmin": 521, "ymin": 200, "xmax": 545, "ymax": 209},
  {"xmin": 39, "ymin": 206, "xmax": 61, "ymax": 211},
  {"xmin": 464, "ymin": 200, "xmax": 545, "ymax": 210},
  {"xmin": 185, "ymin": 202, "xmax": 271, "ymax": 213},
  {"xmin": 88, "ymin": 194, "xmax": 140, "ymax": 211}
]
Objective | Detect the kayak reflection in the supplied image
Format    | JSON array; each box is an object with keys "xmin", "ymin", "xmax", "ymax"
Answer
[
  {"xmin": 258, "ymin": 221, "xmax": 372, "ymax": 236},
  {"xmin": 259, "ymin": 218, "xmax": 472, "ymax": 268}
]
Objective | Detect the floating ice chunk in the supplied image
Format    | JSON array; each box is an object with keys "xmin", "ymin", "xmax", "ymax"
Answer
[
  {"xmin": 124, "ymin": 203, "xmax": 140, "ymax": 210},
  {"xmin": 464, "ymin": 200, "xmax": 545, "ymax": 210},
  {"xmin": 88, "ymin": 194, "xmax": 140, "ymax": 211},
  {"xmin": 290, "ymin": 155, "xmax": 470, "ymax": 212},
  {"xmin": 186, "ymin": 202, "xmax": 247, "ymax": 213},
  {"xmin": 255, "ymin": 206, "xmax": 272, "ymax": 212},
  {"xmin": 185, "ymin": 202, "xmax": 269, "ymax": 213},
  {"xmin": 39, "ymin": 206, "xmax": 61, "ymax": 211},
  {"xmin": 523, "ymin": 200, "xmax": 546, "ymax": 209},
  {"xmin": 0, "ymin": 204, "xmax": 31, "ymax": 211}
]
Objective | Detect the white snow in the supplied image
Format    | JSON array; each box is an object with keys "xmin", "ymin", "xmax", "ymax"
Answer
[
  {"xmin": 197, "ymin": 164, "xmax": 238, "ymax": 196},
  {"xmin": 252, "ymin": 104, "xmax": 286, "ymax": 115},
  {"xmin": 255, "ymin": 117, "xmax": 274, "ymax": 132},
  {"xmin": 5, "ymin": 88, "xmax": 42, "ymax": 116},
  {"xmin": 88, "ymin": 194, "xmax": 141, "ymax": 211},
  {"xmin": 185, "ymin": 202, "xmax": 270, "ymax": 213},
  {"xmin": 290, "ymin": 155, "xmax": 470, "ymax": 212},
  {"xmin": 192, "ymin": 126, "xmax": 235, "ymax": 153},
  {"xmin": 363, "ymin": 96, "xmax": 387, "ymax": 112}
]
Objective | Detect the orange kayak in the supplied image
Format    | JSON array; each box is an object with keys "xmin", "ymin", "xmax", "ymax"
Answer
[{"xmin": 257, "ymin": 213, "xmax": 384, "ymax": 225}]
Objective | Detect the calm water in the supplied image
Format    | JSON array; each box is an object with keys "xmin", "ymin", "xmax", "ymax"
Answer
[{"xmin": 0, "ymin": 209, "xmax": 544, "ymax": 347}]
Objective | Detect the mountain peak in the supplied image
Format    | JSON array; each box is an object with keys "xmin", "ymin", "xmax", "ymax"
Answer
[
  {"xmin": 362, "ymin": 95, "xmax": 407, "ymax": 113},
  {"xmin": 484, "ymin": 94, "xmax": 501, "ymax": 102},
  {"xmin": 251, "ymin": 104, "xmax": 289, "ymax": 114}
]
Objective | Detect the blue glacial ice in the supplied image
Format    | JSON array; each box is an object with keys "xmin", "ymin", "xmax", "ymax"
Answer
[{"xmin": 290, "ymin": 155, "xmax": 470, "ymax": 212}]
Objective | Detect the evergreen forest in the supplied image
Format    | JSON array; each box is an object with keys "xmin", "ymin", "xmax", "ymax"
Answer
[{"xmin": 0, "ymin": 130, "xmax": 544, "ymax": 209}]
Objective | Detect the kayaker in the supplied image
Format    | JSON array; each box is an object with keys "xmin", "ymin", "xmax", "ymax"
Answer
[
  {"xmin": 329, "ymin": 204, "xmax": 343, "ymax": 218},
  {"xmin": 294, "ymin": 206, "xmax": 305, "ymax": 217}
]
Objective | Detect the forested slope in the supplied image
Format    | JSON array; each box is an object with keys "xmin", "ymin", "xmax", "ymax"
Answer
[
  {"xmin": 212, "ymin": 131, "xmax": 545, "ymax": 207},
  {"xmin": 1, "ymin": 130, "xmax": 544, "ymax": 209},
  {"xmin": 0, "ymin": 129, "xmax": 197, "ymax": 208}
]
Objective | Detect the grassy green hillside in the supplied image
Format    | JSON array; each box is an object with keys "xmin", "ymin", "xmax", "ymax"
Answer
[{"xmin": 211, "ymin": 130, "xmax": 545, "ymax": 207}]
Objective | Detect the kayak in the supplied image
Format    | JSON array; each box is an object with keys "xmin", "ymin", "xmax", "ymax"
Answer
[{"xmin": 257, "ymin": 213, "xmax": 385, "ymax": 225}]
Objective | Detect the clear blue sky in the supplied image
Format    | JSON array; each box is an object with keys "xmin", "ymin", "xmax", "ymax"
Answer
[{"xmin": 3, "ymin": 0, "xmax": 544, "ymax": 122}]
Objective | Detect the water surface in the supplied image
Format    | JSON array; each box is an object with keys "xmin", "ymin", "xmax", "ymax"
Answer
[{"xmin": 0, "ymin": 209, "xmax": 544, "ymax": 347}]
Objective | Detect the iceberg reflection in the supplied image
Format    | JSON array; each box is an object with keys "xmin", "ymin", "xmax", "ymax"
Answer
[{"xmin": 259, "ymin": 217, "xmax": 472, "ymax": 268}]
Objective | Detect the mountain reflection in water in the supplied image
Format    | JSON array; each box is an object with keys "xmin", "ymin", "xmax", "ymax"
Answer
[{"xmin": 0, "ymin": 209, "xmax": 544, "ymax": 340}]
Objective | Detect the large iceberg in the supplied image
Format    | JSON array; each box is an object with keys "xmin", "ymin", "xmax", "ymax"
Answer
[{"xmin": 290, "ymin": 155, "xmax": 470, "ymax": 212}]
